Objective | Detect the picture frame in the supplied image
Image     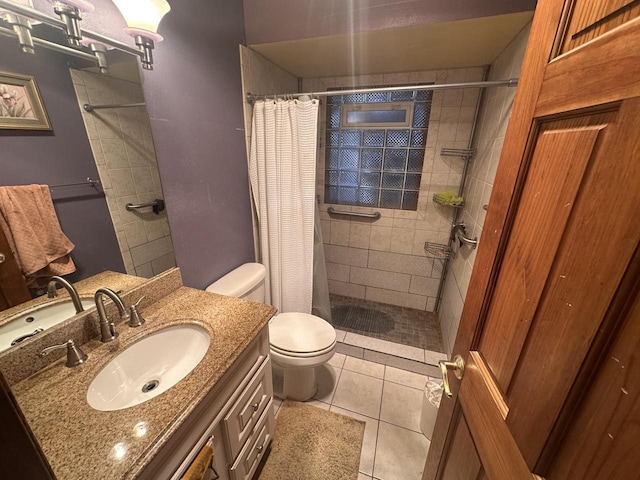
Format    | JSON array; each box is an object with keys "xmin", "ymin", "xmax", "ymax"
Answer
[{"xmin": 0, "ymin": 70, "xmax": 51, "ymax": 130}]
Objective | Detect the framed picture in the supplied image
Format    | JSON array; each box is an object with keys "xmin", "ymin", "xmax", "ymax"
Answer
[{"xmin": 0, "ymin": 70, "xmax": 51, "ymax": 130}]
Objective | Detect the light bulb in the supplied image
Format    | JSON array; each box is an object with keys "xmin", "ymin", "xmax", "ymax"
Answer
[
  {"xmin": 111, "ymin": 0, "xmax": 171, "ymax": 71},
  {"xmin": 111, "ymin": 0, "xmax": 170, "ymax": 41}
]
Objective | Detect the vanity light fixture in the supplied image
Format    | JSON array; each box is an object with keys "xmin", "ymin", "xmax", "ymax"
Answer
[
  {"xmin": 111, "ymin": 0, "xmax": 170, "ymax": 70},
  {"xmin": 0, "ymin": 0, "xmax": 36, "ymax": 54},
  {"xmin": 81, "ymin": 38, "xmax": 111, "ymax": 73},
  {"xmin": 0, "ymin": 0, "xmax": 170, "ymax": 71},
  {"xmin": 47, "ymin": 0, "xmax": 94, "ymax": 46}
]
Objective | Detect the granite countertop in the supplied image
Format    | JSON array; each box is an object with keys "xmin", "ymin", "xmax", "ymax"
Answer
[{"xmin": 11, "ymin": 285, "xmax": 277, "ymax": 480}]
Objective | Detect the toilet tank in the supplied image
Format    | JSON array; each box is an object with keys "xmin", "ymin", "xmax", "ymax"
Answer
[{"xmin": 205, "ymin": 263, "xmax": 266, "ymax": 303}]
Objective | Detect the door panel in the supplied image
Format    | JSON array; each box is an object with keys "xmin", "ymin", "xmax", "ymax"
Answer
[
  {"xmin": 0, "ymin": 226, "xmax": 30, "ymax": 311},
  {"xmin": 558, "ymin": 0, "xmax": 640, "ymax": 53},
  {"xmin": 547, "ymin": 291, "xmax": 640, "ymax": 478},
  {"xmin": 459, "ymin": 352, "xmax": 537, "ymax": 479},
  {"xmin": 539, "ymin": 18, "xmax": 640, "ymax": 117},
  {"xmin": 505, "ymin": 99, "xmax": 640, "ymax": 466},
  {"xmin": 440, "ymin": 415, "xmax": 481, "ymax": 480},
  {"xmin": 478, "ymin": 114, "xmax": 610, "ymax": 389},
  {"xmin": 425, "ymin": 1, "xmax": 640, "ymax": 478}
]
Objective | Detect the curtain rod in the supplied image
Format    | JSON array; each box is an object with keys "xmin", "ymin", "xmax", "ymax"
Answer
[{"xmin": 246, "ymin": 78, "xmax": 518, "ymax": 103}]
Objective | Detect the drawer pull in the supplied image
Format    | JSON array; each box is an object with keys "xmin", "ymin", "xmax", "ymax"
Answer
[
  {"xmin": 256, "ymin": 445, "xmax": 264, "ymax": 453},
  {"xmin": 252, "ymin": 403, "xmax": 259, "ymax": 412}
]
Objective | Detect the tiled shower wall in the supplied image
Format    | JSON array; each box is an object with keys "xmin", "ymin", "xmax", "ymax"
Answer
[
  {"xmin": 439, "ymin": 23, "xmax": 532, "ymax": 354},
  {"xmin": 239, "ymin": 46, "xmax": 299, "ymax": 157},
  {"xmin": 303, "ymin": 68, "xmax": 484, "ymax": 311},
  {"xmin": 71, "ymin": 70, "xmax": 176, "ymax": 278},
  {"xmin": 238, "ymin": 46, "xmax": 299, "ymax": 259}
]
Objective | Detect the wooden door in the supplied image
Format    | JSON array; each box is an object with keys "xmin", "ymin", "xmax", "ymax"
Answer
[
  {"xmin": 424, "ymin": 0, "xmax": 640, "ymax": 478},
  {"xmin": 0, "ymin": 226, "xmax": 30, "ymax": 311}
]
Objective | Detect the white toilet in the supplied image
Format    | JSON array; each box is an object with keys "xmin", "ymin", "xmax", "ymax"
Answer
[{"xmin": 206, "ymin": 263, "xmax": 336, "ymax": 401}]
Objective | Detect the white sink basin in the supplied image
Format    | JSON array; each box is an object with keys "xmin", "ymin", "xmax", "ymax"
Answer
[
  {"xmin": 87, "ymin": 324, "xmax": 210, "ymax": 411},
  {"xmin": 0, "ymin": 298, "xmax": 95, "ymax": 353}
]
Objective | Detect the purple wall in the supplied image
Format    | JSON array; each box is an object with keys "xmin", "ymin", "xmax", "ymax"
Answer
[
  {"xmin": 140, "ymin": 0, "xmax": 255, "ymax": 289},
  {"xmin": 0, "ymin": 38, "xmax": 125, "ymax": 282},
  {"xmin": 244, "ymin": 0, "xmax": 537, "ymax": 45}
]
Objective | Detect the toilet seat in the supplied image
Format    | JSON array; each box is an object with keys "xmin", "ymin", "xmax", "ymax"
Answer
[
  {"xmin": 270, "ymin": 341, "xmax": 336, "ymax": 358},
  {"xmin": 269, "ymin": 312, "xmax": 336, "ymax": 356}
]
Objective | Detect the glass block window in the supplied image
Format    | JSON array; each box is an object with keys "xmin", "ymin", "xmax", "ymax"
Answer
[{"xmin": 325, "ymin": 86, "xmax": 432, "ymax": 210}]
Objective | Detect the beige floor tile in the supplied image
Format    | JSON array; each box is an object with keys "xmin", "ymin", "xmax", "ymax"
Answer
[
  {"xmin": 313, "ymin": 364, "xmax": 341, "ymax": 403},
  {"xmin": 328, "ymin": 352, "xmax": 347, "ymax": 368},
  {"xmin": 306, "ymin": 399, "xmax": 331, "ymax": 410},
  {"xmin": 358, "ymin": 474, "xmax": 372, "ymax": 480},
  {"xmin": 335, "ymin": 329, "xmax": 347, "ymax": 342},
  {"xmin": 331, "ymin": 406, "xmax": 379, "ymax": 476},
  {"xmin": 332, "ymin": 370, "xmax": 383, "ymax": 419},
  {"xmin": 344, "ymin": 333, "xmax": 424, "ymax": 362},
  {"xmin": 344, "ymin": 356, "xmax": 386, "ymax": 379},
  {"xmin": 374, "ymin": 422, "xmax": 430, "ymax": 480},
  {"xmin": 424, "ymin": 350, "xmax": 447, "ymax": 366},
  {"xmin": 380, "ymin": 382, "xmax": 423, "ymax": 433},
  {"xmin": 384, "ymin": 366, "xmax": 428, "ymax": 390}
]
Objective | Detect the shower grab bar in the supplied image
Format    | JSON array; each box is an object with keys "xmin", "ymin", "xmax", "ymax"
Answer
[
  {"xmin": 126, "ymin": 199, "xmax": 165, "ymax": 214},
  {"xmin": 327, "ymin": 207, "xmax": 381, "ymax": 220},
  {"xmin": 453, "ymin": 223, "xmax": 478, "ymax": 249}
]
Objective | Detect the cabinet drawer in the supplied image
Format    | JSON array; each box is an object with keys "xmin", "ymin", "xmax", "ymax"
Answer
[
  {"xmin": 229, "ymin": 403, "xmax": 274, "ymax": 480},
  {"xmin": 223, "ymin": 357, "xmax": 273, "ymax": 460}
]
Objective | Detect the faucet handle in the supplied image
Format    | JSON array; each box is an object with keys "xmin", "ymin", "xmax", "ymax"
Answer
[
  {"xmin": 128, "ymin": 296, "xmax": 146, "ymax": 327},
  {"xmin": 40, "ymin": 339, "xmax": 88, "ymax": 368},
  {"xmin": 132, "ymin": 296, "xmax": 145, "ymax": 308}
]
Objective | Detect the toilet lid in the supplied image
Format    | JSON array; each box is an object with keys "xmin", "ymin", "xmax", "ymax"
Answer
[{"xmin": 269, "ymin": 313, "xmax": 336, "ymax": 354}]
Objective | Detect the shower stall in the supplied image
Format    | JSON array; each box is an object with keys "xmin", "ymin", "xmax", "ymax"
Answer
[{"xmin": 240, "ymin": 21, "xmax": 531, "ymax": 369}]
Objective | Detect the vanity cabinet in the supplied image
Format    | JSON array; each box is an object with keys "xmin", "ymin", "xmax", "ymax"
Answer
[{"xmin": 139, "ymin": 326, "xmax": 274, "ymax": 480}]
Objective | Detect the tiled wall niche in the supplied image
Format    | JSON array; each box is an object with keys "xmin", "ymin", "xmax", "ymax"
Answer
[
  {"xmin": 71, "ymin": 70, "xmax": 176, "ymax": 278},
  {"xmin": 438, "ymin": 23, "xmax": 532, "ymax": 354},
  {"xmin": 303, "ymin": 68, "xmax": 484, "ymax": 311}
]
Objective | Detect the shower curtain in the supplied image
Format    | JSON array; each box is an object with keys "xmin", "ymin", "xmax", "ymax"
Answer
[{"xmin": 249, "ymin": 99, "xmax": 319, "ymax": 314}]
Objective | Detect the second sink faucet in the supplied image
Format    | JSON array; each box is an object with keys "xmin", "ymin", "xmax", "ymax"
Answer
[
  {"xmin": 94, "ymin": 288, "xmax": 130, "ymax": 343},
  {"xmin": 47, "ymin": 276, "xmax": 84, "ymax": 314}
]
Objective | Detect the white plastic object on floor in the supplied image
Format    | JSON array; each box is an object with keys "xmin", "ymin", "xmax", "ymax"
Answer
[{"xmin": 420, "ymin": 379, "xmax": 443, "ymax": 439}]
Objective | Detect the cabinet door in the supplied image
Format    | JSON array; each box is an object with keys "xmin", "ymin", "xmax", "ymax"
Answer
[
  {"xmin": 223, "ymin": 357, "xmax": 273, "ymax": 459},
  {"xmin": 229, "ymin": 403, "xmax": 275, "ymax": 480}
]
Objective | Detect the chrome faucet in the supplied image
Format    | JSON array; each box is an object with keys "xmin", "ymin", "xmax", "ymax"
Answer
[
  {"xmin": 94, "ymin": 288, "xmax": 129, "ymax": 343},
  {"xmin": 47, "ymin": 276, "xmax": 84, "ymax": 314}
]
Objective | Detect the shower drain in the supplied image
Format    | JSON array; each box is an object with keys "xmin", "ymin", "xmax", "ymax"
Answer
[{"xmin": 141, "ymin": 380, "xmax": 160, "ymax": 393}]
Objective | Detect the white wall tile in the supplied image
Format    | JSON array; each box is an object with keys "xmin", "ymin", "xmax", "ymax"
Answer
[
  {"xmin": 329, "ymin": 279, "xmax": 366, "ymax": 298},
  {"xmin": 437, "ymin": 23, "xmax": 531, "ymax": 355},
  {"xmin": 366, "ymin": 287, "xmax": 427, "ymax": 310},
  {"xmin": 351, "ymin": 267, "xmax": 411, "ymax": 292}
]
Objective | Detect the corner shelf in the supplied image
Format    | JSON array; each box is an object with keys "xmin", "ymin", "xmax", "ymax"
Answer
[{"xmin": 424, "ymin": 242, "xmax": 454, "ymax": 260}]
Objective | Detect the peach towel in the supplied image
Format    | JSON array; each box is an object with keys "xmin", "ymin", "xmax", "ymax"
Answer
[{"xmin": 0, "ymin": 185, "xmax": 76, "ymax": 287}]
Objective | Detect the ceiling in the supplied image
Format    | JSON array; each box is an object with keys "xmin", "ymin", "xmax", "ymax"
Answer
[{"xmin": 249, "ymin": 12, "xmax": 534, "ymax": 79}]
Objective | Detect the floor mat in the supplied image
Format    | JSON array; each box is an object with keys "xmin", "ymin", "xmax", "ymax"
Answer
[
  {"xmin": 331, "ymin": 304, "xmax": 395, "ymax": 333},
  {"xmin": 258, "ymin": 401, "xmax": 365, "ymax": 480}
]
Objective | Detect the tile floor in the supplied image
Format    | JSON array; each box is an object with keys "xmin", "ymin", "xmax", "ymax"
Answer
[
  {"xmin": 272, "ymin": 353, "xmax": 440, "ymax": 480},
  {"xmin": 329, "ymin": 294, "xmax": 444, "ymax": 352}
]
